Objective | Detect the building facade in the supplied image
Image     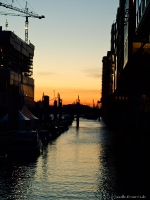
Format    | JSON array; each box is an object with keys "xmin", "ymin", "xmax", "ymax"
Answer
[{"xmin": 101, "ymin": 0, "xmax": 150, "ymax": 130}]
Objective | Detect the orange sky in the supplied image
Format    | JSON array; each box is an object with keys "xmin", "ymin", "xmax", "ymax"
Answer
[{"xmin": 34, "ymin": 86, "xmax": 101, "ymax": 106}]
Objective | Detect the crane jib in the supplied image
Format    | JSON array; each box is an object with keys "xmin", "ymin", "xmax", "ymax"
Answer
[
  {"xmin": 0, "ymin": 2, "xmax": 45, "ymax": 19},
  {"xmin": 0, "ymin": 1, "xmax": 45, "ymax": 43}
]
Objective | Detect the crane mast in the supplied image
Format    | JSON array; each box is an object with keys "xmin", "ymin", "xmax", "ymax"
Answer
[
  {"xmin": 0, "ymin": 1, "xmax": 45, "ymax": 43},
  {"xmin": 25, "ymin": 16, "xmax": 28, "ymax": 43},
  {"xmin": 25, "ymin": 2, "xmax": 28, "ymax": 43}
]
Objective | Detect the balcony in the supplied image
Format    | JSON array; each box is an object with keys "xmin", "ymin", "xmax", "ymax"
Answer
[{"xmin": 136, "ymin": 0, "xmax": 150, "ymax": 39}]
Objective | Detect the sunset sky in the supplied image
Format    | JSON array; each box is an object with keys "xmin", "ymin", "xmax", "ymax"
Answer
[{"xmin": 0, "ymin": 0, "xmax": 119, "ymax": 106}]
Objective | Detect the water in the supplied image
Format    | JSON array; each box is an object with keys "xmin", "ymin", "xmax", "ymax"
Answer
[{"xmin": 0, "ymin": 118, "xmax": 149, "ymax": 199}]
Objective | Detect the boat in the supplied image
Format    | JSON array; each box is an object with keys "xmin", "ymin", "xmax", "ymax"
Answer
[
  {"xmin": 10, "ymin": 130, "xmax": 43, "ymax": 157},
  {"xmin": 38, "ymin": 129, "xmax": 51, "ymax": 145},
  {"xmin": 0, "ymin": 152, "xmax": 7, "ymax": 164}
]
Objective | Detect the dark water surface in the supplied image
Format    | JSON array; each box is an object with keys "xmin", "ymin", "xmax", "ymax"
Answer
[{"xmin": 0, "ymin": 118, "xmax": 149, "ymax": 199}]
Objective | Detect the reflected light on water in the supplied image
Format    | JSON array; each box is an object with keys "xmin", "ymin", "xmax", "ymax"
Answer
[
  {"xmin": 0, "ymin": 119, "xmax": 116, "ymax": 199},
  {"xmin": 0, "ymin": 118, "xmax": 149, "ymax": 199}
]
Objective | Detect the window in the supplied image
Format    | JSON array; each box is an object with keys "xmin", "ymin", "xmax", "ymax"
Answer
[{"xmin": 142, "ymin": 0, "xmax": 146, "ymax": 12}]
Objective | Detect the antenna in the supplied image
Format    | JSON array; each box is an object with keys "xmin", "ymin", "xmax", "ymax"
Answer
[{"xmin": 11, "ymin": 0, "xmax": 14, "ymax": 6}]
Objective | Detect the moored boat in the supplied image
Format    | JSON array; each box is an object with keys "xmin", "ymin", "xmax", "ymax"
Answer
[
  {"xmin": 0, "ymin": 152, "xmax": 7, "ymax": 164},
  {"xmin": 38, "ymin": 130, "xmax": 51, "ymax": 145},
  {"xmin": 10, "ymin": 130, "xmax": 43, "ymax": 157}
]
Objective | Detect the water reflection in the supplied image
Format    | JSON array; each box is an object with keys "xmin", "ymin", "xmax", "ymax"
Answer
[
  {"xmin": 0, "ymin": 119, "xmax": 149, "ymax": 199},
  {"xmin": 97, "ymin": 124, "xmax": 150, "ymax": 199},
  {"xmin": 0, "ymin": 157, "xmax": 38, "ymax": 199}
]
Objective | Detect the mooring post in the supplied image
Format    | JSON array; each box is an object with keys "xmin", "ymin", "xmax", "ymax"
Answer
[
  {"xmin": 76, "ymin": 95, "xmax": 80, "ymax": 128},
  {"xmin": 54, "ymin": 100, "xmax": 57, "ymax": 121},
  {"xmin": 43, "ymin": 95, "xmax": 49, "ymax": 123},
  {"xmin": 58, "ymin": 99, "xmax": 62, "ymax": 124}
]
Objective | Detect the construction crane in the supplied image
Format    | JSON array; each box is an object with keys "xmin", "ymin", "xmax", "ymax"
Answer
[{"xmin": 0, "ymin": 1, "xmax": 45, "ymax": 43}]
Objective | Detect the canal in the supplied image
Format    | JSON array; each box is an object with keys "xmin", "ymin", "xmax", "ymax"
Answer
[{"xmin": 0, "ymin": 118, "xmax": 149, "ymax": 199}]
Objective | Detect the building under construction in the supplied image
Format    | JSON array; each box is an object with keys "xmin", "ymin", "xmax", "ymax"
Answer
[{"xmin": 0, "ymin": 26, "xmax": 35, "ymax": 116}]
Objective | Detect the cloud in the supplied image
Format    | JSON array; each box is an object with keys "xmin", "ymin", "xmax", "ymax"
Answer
[
  {"xmin": 81, "ymin": 68, "xmax": 101, "ymax": 78},
  {"xmin": 35, "ymin": 71, "xmax": 57, "ymax": 76}
]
